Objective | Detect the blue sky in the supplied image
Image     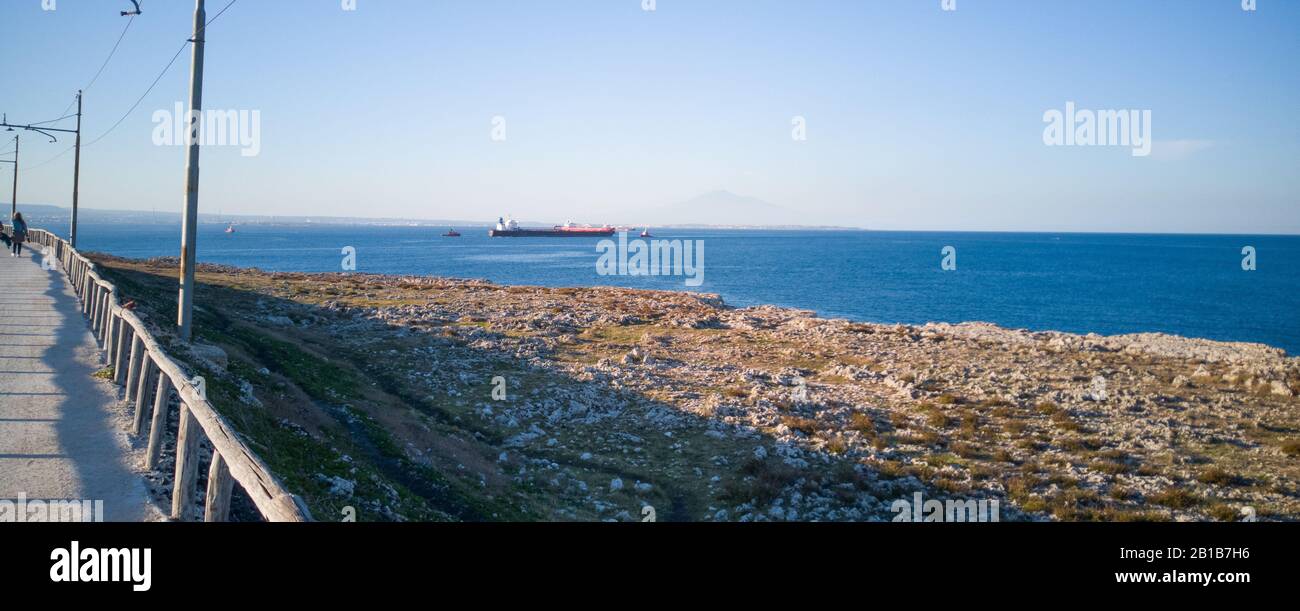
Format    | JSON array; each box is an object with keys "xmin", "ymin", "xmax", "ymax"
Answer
[{"xmin": 1, "ymin": 0, "xmax": 1297, "ymax": 232}]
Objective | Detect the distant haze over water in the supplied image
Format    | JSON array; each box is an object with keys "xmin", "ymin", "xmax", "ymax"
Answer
[{"xmin": 45, "ymin": 221, "xmax": 1300, "ymax": 355}]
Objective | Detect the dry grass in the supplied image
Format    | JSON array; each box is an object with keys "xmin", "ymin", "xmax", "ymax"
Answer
[
  {"xmin": 1051, "ymin": 411, "xmax": 1081, "ymax": 432},
  {"xmin": 1149, "ymin": 488, "xmax": 1201, "ymax": 509},
  {"xmin": 781, "ymin": 416, "xmax": 819, "ymax": 436},
  {"xmin": 1091, "ymin": 460, "xmax": 1132, "ymax": 475},
  {"xmin": 848, "ymin": 412, "xmax": 876, "ymax": 435},
  {"xmin": 1207, "ymin": 504, "xmax": 1241, "ymax": 522},
  {"xmin": 722, "ymin": 386, "xmax": 749, "ymax": 399},
  {"xmin": 1196, "ymin": 467, "xmax": 1240, "ymax": 486}
]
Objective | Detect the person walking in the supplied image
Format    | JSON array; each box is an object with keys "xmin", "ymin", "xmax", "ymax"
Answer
[{"xmin": 10, "ymin": 212, "xmax": 27, "ymax": 257}]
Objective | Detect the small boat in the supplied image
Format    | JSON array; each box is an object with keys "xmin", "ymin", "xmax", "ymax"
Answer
[
  {"xmin": 640, "ymin": 227, "xmax": 653, "ymax": 238},
  {"xmin": 224, "ymin": 223, "xmax": 236, "ymax": 234},
  {"xmin": 443, "ymin": 228, "xmax": 461, "ymax": 237}
]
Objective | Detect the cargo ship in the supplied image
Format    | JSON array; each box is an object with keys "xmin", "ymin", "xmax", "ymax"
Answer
[{"xmin": 489, "ymin": 216, "xmax": 617, "ymax": 238}]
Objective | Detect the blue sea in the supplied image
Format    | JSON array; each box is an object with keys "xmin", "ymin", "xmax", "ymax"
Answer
[{"xmin": 47, "ymin": 222, "xmax": 1300, "ymax": 355}]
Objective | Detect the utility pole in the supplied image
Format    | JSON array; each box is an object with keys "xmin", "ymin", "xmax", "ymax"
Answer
[
  {"xmin": 177, "ymin": 0, "xmax": 205, "ymax": 342},
  {"xmin": 10, "ymin": 135, "xmax": 16, "ymax": 220},
  {"xmin": 0, "ymin": 135, "xmax": 15, "ymax": 219},
  {"xmin": 1, "ymin": 102, "xmax": 81, "ymax": 239},
  {"xmin": 71, "ymin": 91, "xmax": 82, "ymax": 247}
]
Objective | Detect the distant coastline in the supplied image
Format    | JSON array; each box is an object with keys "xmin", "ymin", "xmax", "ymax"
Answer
[
  {"xmin": 19, "ymin": 203, "xmax": 1299, "ymax": 236},
  {"xmin": 16, "ymin": 203, "xmax": 862, "ymax": 232}
]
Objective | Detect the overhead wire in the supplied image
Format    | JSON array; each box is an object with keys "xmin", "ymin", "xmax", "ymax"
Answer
[{"xmin": 22, "ymin": 0, "xmax": 239, "ymax": 172}]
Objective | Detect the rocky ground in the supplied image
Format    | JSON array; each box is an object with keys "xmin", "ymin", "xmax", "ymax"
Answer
[{"xmin": 90, "ymin": 255, "xmax": 1300, "ymax": 522}]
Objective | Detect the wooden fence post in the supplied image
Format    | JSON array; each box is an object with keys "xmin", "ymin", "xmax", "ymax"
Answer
[
  {"xmin": 88, "ymin": 285, "xmax": 100, "ymax": 329},
  {"xmin": 106, "ymin": 312, "xmax": 118, "ymax": 363},
  {"xmin": 172, "ymin": 403, "xmax": 202, "ymax": 521},
  {"xmin": 125, "ymin": 335, "xmax": 144, "ymax": 401},
  {"xmin": 114, "ymin": 326, "xmax": 132, "ymax": 384},
  {"xmin": 133, "ymin": 356, "xmax": 155, "ymax": 435},
  {"xmin": 205, "ymin": 452, "xmax": 235, "ymax": 522},
  {"xmin": 146, "ymin": 374, "xmax": 173, "ymax": 471},
  {"xmin": 99, "ymin": 292, "xmax": 112, "ymax": 342}
]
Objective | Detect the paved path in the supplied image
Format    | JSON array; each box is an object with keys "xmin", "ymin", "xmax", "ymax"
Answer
[{"xmin": 0, "ymin": 246, "xmax": 159, "ymax": 522}]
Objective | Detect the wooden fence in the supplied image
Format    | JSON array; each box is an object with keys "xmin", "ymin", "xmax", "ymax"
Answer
[{"xmin": 28, "ymin": 228, "xmax": 311, "ymax": 522}]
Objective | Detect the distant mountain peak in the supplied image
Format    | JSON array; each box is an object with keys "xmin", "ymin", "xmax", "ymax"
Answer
[
  {"xmin": 692, "ymin": 189, "xmax": 770, "ymax": 203},
  {"xmin": 650, "ymin": 191, "xmax": 797, "ymax": 227}
]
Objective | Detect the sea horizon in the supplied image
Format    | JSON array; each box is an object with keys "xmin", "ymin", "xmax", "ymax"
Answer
[
  {"xmin": 17, "ymin": 204, "xmax": 1300, "ymax": 236},
  {"xmin": 22, "ymin": 218, "xmax": 1297, "ymax": 356}
]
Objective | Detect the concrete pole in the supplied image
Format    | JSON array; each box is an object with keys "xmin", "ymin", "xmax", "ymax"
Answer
[
  {"xmin": 9, "ymin": 135, "xmax": 15, "ymax": 220},
  {"xmin": 71, "ymin": 91, "xmax": 82, "ymax": 248},
  {"xmin": 178, "ymin": 0, "xmax": 205, "ymax": 343}
]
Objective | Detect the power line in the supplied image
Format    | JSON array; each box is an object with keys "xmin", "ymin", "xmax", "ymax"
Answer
[
  {"xmin": 205, "ymin": 0, "xmax": 238, "ymax": 31},
  {"xmin": 50, "ymin": 14, "xmax": 137, "ymax": 122},
  {"xmin": 23, "ymin": 0, "xmax": 239, "ymax": 172},
  {"xmin": 47, "ymin": 94, "xmax": 81, "ymax": 127},
  {"xmin": 78, "ymin": 0, "xmax": 238, "ymax": 149},
  {"xmin": 23, "ymin": 12, "xmax": 139, "ymax": 165},
  {"xmin": 15, "ymin": 144, "xmax": 73, "ymax": 172},
  {"xmin": 83, "ymin": 14, "xmax": 136, "ymax": 94},
  {"xmin": 28, "ymin": 113, "xmax": 78, "ymax": 127},
  {"xmin": 82, "ymin": 42, "xmax": 187, "ymax": 148}
]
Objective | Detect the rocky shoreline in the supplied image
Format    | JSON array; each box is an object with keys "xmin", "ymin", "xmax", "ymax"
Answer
[{"xmin": 92, "ymin": 256, "xmax": 1300, "ymax": 522}]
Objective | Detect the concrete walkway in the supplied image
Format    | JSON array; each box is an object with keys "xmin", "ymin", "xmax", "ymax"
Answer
[{"xmin": 0, "ymin": 246, "xmax": 159, "ymax": 522}]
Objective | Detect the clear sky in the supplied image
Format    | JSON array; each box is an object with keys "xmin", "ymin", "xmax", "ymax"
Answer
[{"xmin": 1, "ymin": 0, "xmax": 1297, "ymax": 232}]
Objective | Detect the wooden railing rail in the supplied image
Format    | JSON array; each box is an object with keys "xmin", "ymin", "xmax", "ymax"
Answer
[{"xmin": 28, "ymin": 228, "xmax": 310, "ymax": 522}]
